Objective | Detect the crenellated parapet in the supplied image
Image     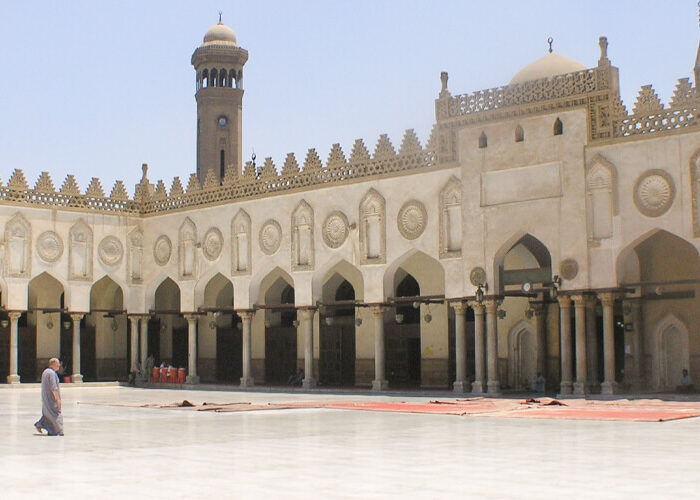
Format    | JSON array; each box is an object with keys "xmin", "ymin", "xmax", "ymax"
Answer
[{"xmin": 0, "ymin": 129, "xmax": 438, "ymax": 216}]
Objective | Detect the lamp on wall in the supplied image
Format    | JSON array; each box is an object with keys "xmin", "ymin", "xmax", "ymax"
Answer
[
  {"xmin": 0, "ymin": 319, "xmax": 8, "ymax": 329},
  {"xmin": 236, "ymin": 322, "xmax": 243, "ymax": 331},
  {"xmin": 423, "ymin": 303, "xmax": 432, "ymax": 323},
  {"xmin": 475, "ymin": 283, "xmax": 488, "ymax": 304},
  {"xmin": 324, "ymin": 316, "xmax": 335, "ymax": 326},
  {"xmin": 395, "ymin": 313, "xmax": 404, "ymax": 324},
  {"xmin": 111, "ymin": 318, "xmax": 118, "ymax": 331},
  {"xmin": 62, "ymin": 320, "xmax": 71, "ymax": 330},
  {"xmin": 46, "ymin": 319, "xmax": 54, "ymax": 330},
  {"xmin": 497, "ymin": 309, "xmax": 506, "ymax": 320},
  {"xmin": 355, "ymin": 317, "xmax": 363, "ymax": 327},
  {"xmin": 292, "ymin": 319, "xmax": 300, "ymax": 328}
]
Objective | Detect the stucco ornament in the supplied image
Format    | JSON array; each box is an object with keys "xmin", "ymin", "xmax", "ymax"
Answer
[
  {"xmin": 634, "ymin": 169, "xmax": 675, "ymax": 217},
  {"xmin": 559, "ymin": 258, "xmax": 579, "ymax": 280},
  {"xmin": 153, "ymin": 235, "xmax": 172, "ymax": 266},
  {"xmin": 469, "ymin": 267, "xmax": 487, "ymax": 286},
  {"xmin": 397, "ymin": 200, "xmax": 427, "ymax": 240},
  {"xmin": 202, "ymin": 228, "xmax": 223, "ymax": 261},
  {"xmin": 37, "ymin": 231, "xmax": 63, "ymax": 263},
  {"xmin": 98, "ymin": 236, "xmax": 124, "ymax": 266},
  {"xmin": 322, "ymin": 211, "xmax": 349, "ymax": 248},
  {"xmin": 259, "ymin": 220, "xmax": 282, "ymax": 255}
]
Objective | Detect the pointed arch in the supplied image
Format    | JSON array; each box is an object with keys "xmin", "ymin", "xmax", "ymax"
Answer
[
  {"xmin": 553, "ymin": 117, "xmax": 563, "ymax": 135},
  {"xmin": 154, "ymin": 277, "xmax": 181, "ymax": 312},
  {"xmin": 69, "ymin": 219, "xmax": 93, "ymax": 281},
  {"xmin": 90, "ymin": 275, "xmax": 124, "ymax": 310},
  {"xmin": 231, "ymin": 209, "xmax": 252, "ymax": 276},
  {"xmin": 359, "ymin": 188, "xmax": 386, "ymax": 265},
  {"xmin": 201, "ymin": 272, "xmax": 234, "ymax": 309},
  {"xmin": 291, "ymin": 199, "xmax": 314, "ymax": 271},
  {"xmin": 440, "ymin": 176, "xmax": 462, "ymax": 259},
  {"xmin": 652, "ymin": 314, "xmax": 690, "ymax": 390},
  {"xmin": 586, "ymin": 154, "xmax": 618, "ymax": 241},
  {"xmin": 493, "ymin": 232, "xmax": 553, "ymax": 292},
  {"xmin": 383, "ymin": 249, "xmax": 445, "ymax": 299},
  {"xmin": 195, "ymin": 269, "xmax": 233, "ymax": 307},
  {"xmin": 508, "ymin": 320, "xmax": 536, "ymax": 389},
  {"xmin": 4, "ymin": 212, "xmax": 31, "ymax": 278},
  {"xmin": 312, "ymin": 257, "xmax": 364, "ymax": 302},
  {"xmin": 250, "ymin": 265, "xmax": 294, "ymax": 306},
  {"xmin": 28, "ymin": 271, "xmax": 66, "ymax": 309}
]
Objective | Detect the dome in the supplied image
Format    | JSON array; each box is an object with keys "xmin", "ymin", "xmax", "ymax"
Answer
[
  {"xmin": 202, "ymin": 22, "xmax": 238, "ymax": 46},
  {"xmin": 510, "ymin": 53, "xmax": 587, "ymax": 85}
]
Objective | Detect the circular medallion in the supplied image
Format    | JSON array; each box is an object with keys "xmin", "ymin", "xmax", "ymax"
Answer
[
  {"xmin": 98, "ymin": 236, "xmax": 124, "ymax": 266},
  {"xmin": 559, "ymin": 258, "xmax": 579, "ymax": 280},
  {"xmin": 397, "ymin": 200, "xmax": 427, "ymax": 240},
  {"xmin": 153, "ymin": 235, "xmax": 172, "ymax": 266},
  {"xmin": 633, "ymin": 169, "xmax": 675, "ymax": 217},
  {"xmin": 322, "ymin": 211, "xmax": 349, "ymax": 249},
  {"xmin": 36, "ymin": 231, "xmax": 63, "ymax": 263},
  {"xmin": 259, "ymin": 220, "xmax": 282, "ymax": 255},
  {"xmin": 202, "ymin": 228, "xmax": 223, "ymax": 261},
  {"xmin": 469, "ymin": 267, "xmax": 487, "ymax": 287}
]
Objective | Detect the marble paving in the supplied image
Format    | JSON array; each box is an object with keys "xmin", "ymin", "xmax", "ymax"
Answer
[{"xmin": 2, "ymin": 386, "xmax": 700, "ymax": 499}]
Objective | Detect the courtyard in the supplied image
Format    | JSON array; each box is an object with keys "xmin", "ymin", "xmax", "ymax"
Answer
[{"xmin": 2, "ymin": 385, "xmax": 700, "ymax": 499}]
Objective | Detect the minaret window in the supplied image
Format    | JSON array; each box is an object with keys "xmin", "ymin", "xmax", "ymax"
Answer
[
  {"xmin": 220, "ymin": 150, "xmax": 225, "ymax": 179},
  {"xmin": 478, "ymin": 131, "xmax": 488, "ymax": 149},
  {"xmin": 554, "ymin": 117, "xmax": 563, "ymax": 135},
  {"xmin": 515, "ymin": 125, "xmax": 524, "ymax": 142}
]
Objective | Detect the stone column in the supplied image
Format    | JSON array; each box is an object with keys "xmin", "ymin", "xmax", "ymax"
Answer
[
  {"xmin": 140, "ymin": 315, "xmax": 149, "ymax": 377},
  {"xmin": 599, "ymin": 292, "xmax": 617, "ymax": 395},
  {"xmin": 585, "ymin": 298, "xmax": 599, "ymax": 388},
  {"xmin": 572, "ymin": 295, "xmax": 588, "ymax": 395},
  {"xmin": 468, "ymin": 301, "xmax": 485, "ymax": 393},
  {"xmin": 238, "ymin": 310, "xmax": 255, "ymax": 387},
  {"xmin": 298, "ymin": 308, "xmax": 317, "ymax": 389},
  {"xmin": 627, "ymin": 299, "xmax": 644, "ymax": 391},
  {"xmin": 531, "ymin": 301, "xmax": 547, "ymax": 378},
  {"xmin": 484, "ymin": 299, "xmax": 501, "ymax": 395},
  {"xmin": 370, "ymin": 305, "xmax": 389, "ymax": 391},
  {"xmin": 6, "ymin": 312, "xmax": 22, "ymax": 384},
  {"xmin": 451, "ymin": 301, "xmax": 468, "ymax": 393},
  {"xmin": 129, "ymin": 316, "xmax": 140, "ymax": 373},
  {"xmin": 71, "ymin": 313, "xmax": 85, "ymax": 383},
  {"xmin": 557, "ymin": 296, "xmax": 572, "ymax": 395},
  {"xmin": 184, "ymin": 314, "xmax": 200, "ymax": 384}
]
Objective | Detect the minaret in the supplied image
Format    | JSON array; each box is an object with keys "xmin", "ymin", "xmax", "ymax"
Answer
[
  {"xmin": 695, "ymin": 3, "xmax": 700, "ymax": 87},
  {"xmin": 191, "ymin": 15, "xmax": 248, "ymax": 183}
]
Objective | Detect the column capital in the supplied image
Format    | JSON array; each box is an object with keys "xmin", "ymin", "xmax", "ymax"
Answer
[
  {"xmin": 8, "ymin": 311, "xmax": 22, "ymax": 321},
  {"xmin": 571, "ymin": 294, "xmax": 588, "ymax": 308},
  {"xmin": 529, "ymin": 301, "xmax": 547, "ymax": 316},
  {"xmin": 369, "ymin": 304, "xmax": 389, "ymax": 316},
  {"xmin": 483, "ymin": 298, "xmax": 501, "ymax": 313},
  {"xmin": 467, "ymin": 301, "xmax": 485, "ymax": 314},
  {"xmin": 236, "ymin": 309, "xmax": 255, "ymax": 321},
  {"xmin": 183, "ymin": 313, "xmax": 199, "ymax": 322},
  {"xmin": 70, "ymin": 313, "xmax": 85, "ymax": 322},
  {"xmin": 557, "ymin": 295, "xmax": 572, "ymax": 308},
  {"xmin": 597, "ymin": 292, "xmax": 617, "ymax": 306},
  {"xmin": 297, "ymin": 308, "xmax": 316, "ymax": 321},
  {"xmin": 450, "ymin": 301, "xmax": 468, "ymax": 314}
]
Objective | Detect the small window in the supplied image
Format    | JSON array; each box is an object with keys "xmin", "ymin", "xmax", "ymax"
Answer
[
  {"xmin": 553, "ymin": 117, "xmax": 563, "ymax": 136},
  {"xmin": 515, "ymin": 125, "xmax": 524, "ymax": 143},
  {"xmin": 220, "ymin": 150, "xmax": 225, "ymax": 178},
  {"xmin": 478, "ymin": 131, "xmax": 487, "ymax": 149}
]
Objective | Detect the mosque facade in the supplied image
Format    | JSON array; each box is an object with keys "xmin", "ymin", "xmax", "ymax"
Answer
[{"xmin": 2, "ymin": 20, "xmax": 700, "ymax": 395}]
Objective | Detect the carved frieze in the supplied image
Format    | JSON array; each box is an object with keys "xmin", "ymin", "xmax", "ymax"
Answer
[
  {"xmin": 633, "ymin": 169, "xmax": 675, "ymax": 218},
  {"xmin": 323, "ymin": 211, "xmax": 349, "ymax": 249},
  {"xmin": 231, "ymin": 209, "xmax": 251, "ymax": 275},
  {"xmin": 359, "ymin": 189, "xmax": 386, "ymax": 265},
  {"xmin": 154, "ymin": 235, "xmax": 172, "ymax": 266},
  {"xmin": 98, "ymin": 235, "xmax": 124, "ymax": 267},
  {"xmin": 36, "ymin": 230, "xmax": 63, "ymax": 264},
  {"xmin": 586, "ymin": 155, "xmax": 617, "ymax": 242},
  {"xmin": 179, "ymin": 218, "xmax": 197, "ymax": 279},
  {"xmin": 202, "ymin": 227, "xmax": 223, "ymax": 261},
  {"xmin": 128, "ymin": 228, "xmax": 143, "ymax": 283},
  {"xmin": 259, "ymin": 220, "xmax": 282, "ymax": 256},
  {"xmin": 397, "ymin": 200, "xmax": 427, "ymax": 240}
]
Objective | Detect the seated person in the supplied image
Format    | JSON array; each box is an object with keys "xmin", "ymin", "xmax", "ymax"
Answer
[
  {"xmin": 677, "ymin": 369, "xmax": 694, "ymax": 393},
  {"xmin": 287, "ymin": 369, "xmax": 304, "ymax": 386}
]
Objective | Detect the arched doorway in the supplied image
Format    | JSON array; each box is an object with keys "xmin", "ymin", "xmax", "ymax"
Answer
[
  {"xmin": 262, "ymin": 274, "xmax": 297, "ymax": 385},
  {"xmin": 154, "ymin": 278, "xmax": 185, "ymax": 369},
  {"xmin": 320, "ymin": 276, "xmax": 356, "ymax": 386},
  {"xmin": 88, "ymin": 275, "xmax": 125, "ymax": 380},
  {"xmin": 27, "ymin": 273, "xmax": 64, "ymax": 382},
  {"xmin": 508, "ymin": 321, "xmax": 536, "ymax": 390},
  {"xmin": 203, "ymin": 273, "xmax": 240, "ymax": 383},
  {"xmin": 617, "ymin": 229, "xmax": 700, "ymax": 390},
  {"xmin": 386, "ymin": 273, "xmax": 422, "ymax": 386}
]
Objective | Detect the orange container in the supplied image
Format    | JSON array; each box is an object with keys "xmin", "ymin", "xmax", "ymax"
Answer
[
  {"xmin": 178, "ymin": 368, "xmax": 186, "ymax": 384},
  {"xmin": 152, "ymin": 367, "xmax": 160, "ymax": 383},
  {"xmin": 160, "ymin": 367, "xmax": 167, "ymax": 383},
  {"xmin": 64, "ymin": 376, "xmax": 71, "ymax": 383},
  {"xmin": 170, "ymin": 369, "xmax": 177, "ymax": 384}
]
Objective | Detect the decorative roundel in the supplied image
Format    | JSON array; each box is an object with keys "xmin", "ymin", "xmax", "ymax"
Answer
[
  {"xmin": 36, "ymin": 231, "xmax": 63, "ymax": 263},
  {"xmin": 633, "ymin": 169, "xmax": 675, "ymax": 217},
  {"xmin": 202, "ymin": 228, "xmax": 223, "ymax": 261},
  {"xmin": 559, "ymin": 258, "xmax": 579, "ymax": 280},
  {"xmin": 153, "ymin": 235, "xmax": 172, "ymax": 266},
  {"xmin": 397, "ymin": 200, "xmax": 427, "ymax": 240},
  {"xmin": 259, "ymin": 220, "xmax": 282, "ymax": 255},
  {"xmin": 98, "ymin": 236, "xmax": 124, "ymax": 266},
  {"xmin": 322, "ymin": 211, "xmax": 349, "ymax": 249},
  {"xmin": 469, "ymin": 267, "xmax": 487, "ymax": 287}
]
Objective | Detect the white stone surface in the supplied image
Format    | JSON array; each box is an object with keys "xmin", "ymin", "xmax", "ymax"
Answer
[{"xmin": 2, "ymin": 386, "xmax": 700, "ymax": 499}]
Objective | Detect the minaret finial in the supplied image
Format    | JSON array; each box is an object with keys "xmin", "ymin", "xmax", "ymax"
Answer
[
  {"xmin": 218, "ymin": 11, "xmax": 222, "ymax": 24},
  {"xmin": 547, "ymin": 37, "xmax": 553, "ymax": 54}
]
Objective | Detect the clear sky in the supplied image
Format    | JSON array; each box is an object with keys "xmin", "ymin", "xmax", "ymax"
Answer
[{"xmin": 0, "ymin": 1, "xmax": 698, "ymax": 193}]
